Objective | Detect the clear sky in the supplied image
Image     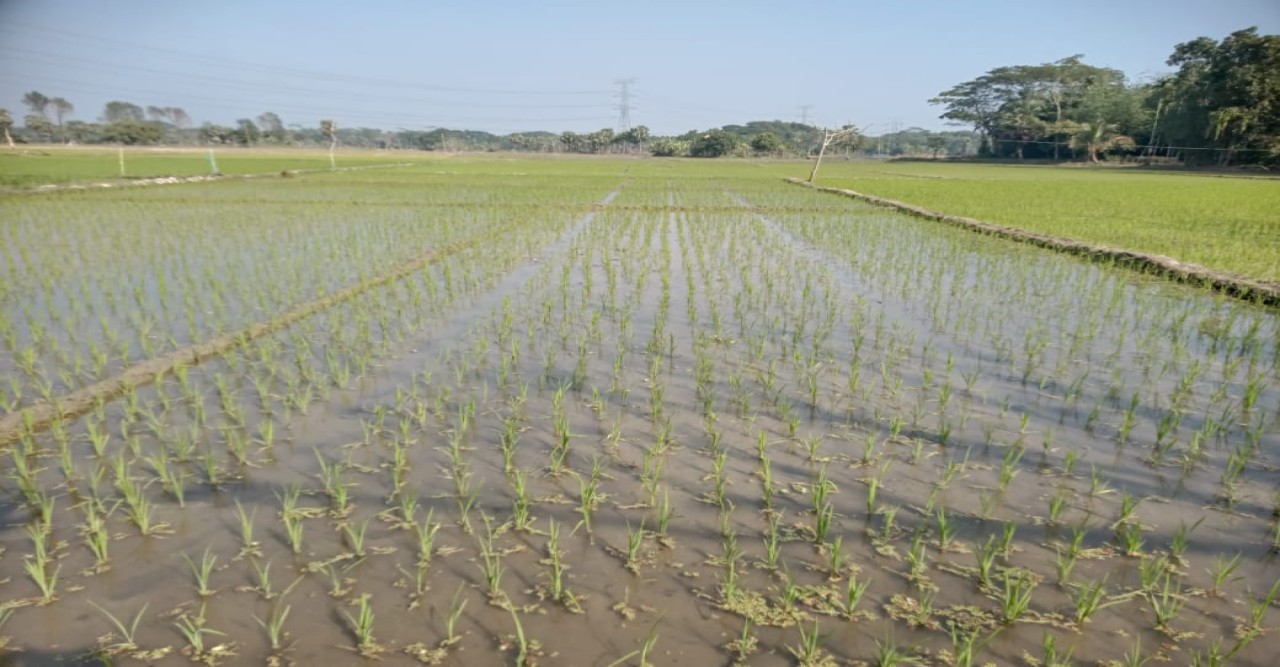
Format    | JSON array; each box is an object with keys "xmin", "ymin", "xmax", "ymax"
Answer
[{"xmin": 1, "ymin": 0, "xmax": 1277, "ymax": 136}]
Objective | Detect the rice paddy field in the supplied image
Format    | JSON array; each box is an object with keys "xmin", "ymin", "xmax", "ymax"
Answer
[
  {"xmin": 811, "ymin": 161, "xmax": 1280, "ymax": 283},
  {"xmin": 1, "ymin": 155, "xmax": 1279, "ymax": 666},
  {"xmin": 0, "ymin": 146, "xmax": 426, "ymax": 188}
]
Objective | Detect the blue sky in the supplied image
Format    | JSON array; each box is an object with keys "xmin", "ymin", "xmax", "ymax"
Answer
[{"xmin": 1, "ymin": 0, "xmax": 1277, "ymax": 136}]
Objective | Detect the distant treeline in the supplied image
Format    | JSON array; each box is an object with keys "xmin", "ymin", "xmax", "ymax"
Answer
[{"xmin": 0, "ymin": 102, "xmax": 976, "ymax": 160}]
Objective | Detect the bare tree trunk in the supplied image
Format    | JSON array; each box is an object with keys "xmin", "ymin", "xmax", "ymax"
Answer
[
  {"xmin": 328, "ymin": 136, "xmax": 337, "ymax": 170},
  {"xmin": 3, "ymin": 126, "xmax": 13, "ymax": 149},
  {"xmin": 807, "ymin": 136, "xmax": 829, "ymax": 183}
]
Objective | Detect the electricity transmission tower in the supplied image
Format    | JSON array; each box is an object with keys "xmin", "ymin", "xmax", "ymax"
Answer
[
  {"xmin": 798, "ymin": 105, "xmax": 813, "ymax": 125},
  {"xmin": 614, "ymin": 78, "xmax": 636, "ymax": 132}
]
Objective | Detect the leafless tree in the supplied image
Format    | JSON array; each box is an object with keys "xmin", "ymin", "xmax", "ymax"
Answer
[{"xmin": 807, "ymin": 125, "xmax": 862, "ymax": 183}]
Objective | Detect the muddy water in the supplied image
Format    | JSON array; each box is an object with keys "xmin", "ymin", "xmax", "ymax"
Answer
[{"xmin": 1, "ymin": 172, "xmax": 1278, "ymax": 666}]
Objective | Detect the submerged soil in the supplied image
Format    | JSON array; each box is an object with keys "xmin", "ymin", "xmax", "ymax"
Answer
[{"xmin": 1, "ymin": 171, "xmax": 1278, "ymax": 666}]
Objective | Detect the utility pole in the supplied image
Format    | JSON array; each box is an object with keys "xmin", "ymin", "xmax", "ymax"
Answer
[
  {"xmin": 798, "ymin": 105, "xmax": 813, "ymax": 126},
  {"xmin": 614, "ymin": 78, "xmax": 636, "ymax": 133}
]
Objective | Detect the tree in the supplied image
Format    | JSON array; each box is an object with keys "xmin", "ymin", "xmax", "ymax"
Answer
[
  {"xmin": 1026, "ymin": 55, "xmax": 1100, "ymax": 159},
  {"xmin": 1003, "ymin": 95, "xmax": 1051, "ymax": 160},
  {"xmin": 586, "ymin": 128, "xmax": 615, "ymax": 153},
  {"xmin": 198, "ymin": 123, "xmax": 235, "ymax": 145},
  {"xmin": 24, "ymin": 114, "xmax": 55, "ymax": 142},
  {"xmin": 558, "ymin": 131, "xmax": 581, "ymax": 153},
  {"xmin": 257, "ymin": 112, "xmax": 285, "ymax": 141},
  {"xmin": 808, "ymin": 125, "xmax": 861, "ymax": 182},
  {"xmin": 22, "ymin": 91, "xmax": 50, "ymax": 117},
  {"xmin": 169, "ymin": 107, "xmax": 191, "ymax": 129},
  {"xmin": 64, "ymin": 121, "xmax": 102, "ymax": 144},
  {"xmin": 1157, "ymin": 27, "xmax": 1280, "ymax": 165},
  {"xmin": 649, "ymin": 138, "xmax": 687, "ymax": 157},
  {"xmin": 750, "ymin": 131, "xmax": 785, "ymax": 155},
  {"xmin": 1062, "ymin": 79, "xmax": 1145, "ymax": 162},
  {"xmin": 1066, "ymin": 119, "xmax": 1136, "ymax": 162},
  {"xmin": 50, "ymin": 97, "xmax": 74, "ymax": 142},
  {"xmin": 690, "ymin": 129, "xmax": 737, "ymax": 157},
  {"xmin": 102, "ymin": 101, "xmax": 145, "ymax": 123},
  {"xmin": 0, "ymin": 108, "xmax": 14, "ymax": 148},
  {"xmin": 616, "ymin": 125, "xmax": 650, "ymax": 151},
  {"xmin": 926, "ymin": 135, "xmax": 947, "ymax": 158},
  {"xmin": 710, "ymin": 121, "xmax": 823, "ymax": 155},
  {"xmin": 100, "ymin": 120, "xmax": 163, "ymax": 145},
  {"xmin": 930, "ymin": 76, "xmax": 1005, "ymax": 152},
  {"xmin": 234, "ymin": 118, "xmax": 261, "ymax": 145},
  {"xmin": 931, "ymin": 58, "xmax": 1135, "ymax": 160}
]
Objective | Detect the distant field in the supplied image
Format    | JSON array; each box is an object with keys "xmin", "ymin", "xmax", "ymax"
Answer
[
  {"xmin": 4, "ymin": 149, "xmax": 1277, "ymax": 282},
  {"xmin": 813, "ymin": 161, "xmax": 1280, "ymax": 282},
  {"xmin": 0, "ymin": 145, "xmax": 433, "ymax": 187}
]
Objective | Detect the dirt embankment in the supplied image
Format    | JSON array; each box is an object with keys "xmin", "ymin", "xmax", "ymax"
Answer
[{"xmin": 786, "ymin": 178, "xmax": 1280, "ymax": 307}]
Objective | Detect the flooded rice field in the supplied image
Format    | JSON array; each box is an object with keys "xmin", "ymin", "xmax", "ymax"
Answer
[{"xmin": 1, "ymin": 162, "xmax": 1278, "ymax": 666}]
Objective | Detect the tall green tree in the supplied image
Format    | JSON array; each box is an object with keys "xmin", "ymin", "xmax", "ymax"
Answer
[
  {"xmin": 1061, "ymin": 78, "xmax": 1146, "ymax": 162},
  {"xmin": 690, "ymin": 129, "xmax": 738, "ymax": 157},
  {"xmin": 931, "ymin": 57, "xmax": 1138, "ymax": 160},
  {"xmin": 50, "ymin": 97, "xmax": 74, "ymax": 141},
  {"xmin": 750, "ymin": 131, "xmax": 785, "ymax": 155},
  {"xmin": 1156, "ymin": 27, "xmax": 1280, "ymax": 165}
]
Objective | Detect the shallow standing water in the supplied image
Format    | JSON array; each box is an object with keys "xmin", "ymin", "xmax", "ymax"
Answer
[{"xmin": 1, "ymin": 163, "xmax": 1278, "ymax": 666}]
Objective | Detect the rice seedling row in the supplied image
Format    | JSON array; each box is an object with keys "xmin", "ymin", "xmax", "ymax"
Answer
[{"xmin": 0, "ymin": 161, "xmax": 1277, "ymax": 666}]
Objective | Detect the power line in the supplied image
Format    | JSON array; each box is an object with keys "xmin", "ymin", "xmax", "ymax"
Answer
[
  {"xmin": 0, "ymin": 72, "xmax": 613, "ymax": 128},
  {"xmin": 3, "ymin": 20, "xmax": 612, "ymax": 97},
  {"xmin": 614, "ymin": 78, "xmax": 636, "ymax": 132},
  {"xmin": 0, "ymin": 47, "xmax": 613, "ymax": 111}
]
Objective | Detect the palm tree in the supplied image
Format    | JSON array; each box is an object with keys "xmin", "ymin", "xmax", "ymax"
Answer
[{"xmin": 1067, "ymin": 119, "xmax": 1135, "ymax": 163}]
